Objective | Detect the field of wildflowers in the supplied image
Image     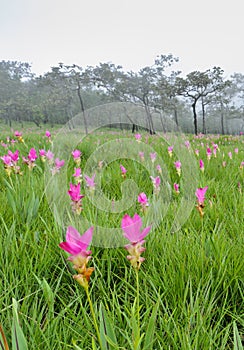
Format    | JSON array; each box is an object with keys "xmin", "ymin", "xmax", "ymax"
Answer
[{"xmin": 0, "ymin": 124, "xmax": 243, "ymax": 349}]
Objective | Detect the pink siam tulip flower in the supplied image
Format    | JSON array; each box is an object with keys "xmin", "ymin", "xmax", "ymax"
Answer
[
  {"xmin": 174, "ymin": 183, "xmax": 180, "ymax": 194},
  {"xmin": 199, "ymin": 159, "xmax": 204, "ymax": 172},
  {"xmin": 234, "ymin": 148, "xmax": 238, "ymax": 154},
  {"xmin": 150, "ymin": 152, "xmax": 157, "ymax": 163},
  {"xmin": 168, "ymin": 146, "xmax": 173, "ymax": 157},
  {"xmin": 45, "ymin": 130, "xmax": 51, "ymax": 138},
  {"xmin": 39, "ymin": 149, "xmax": 46, "ymax": 161},
  {"xmin": 0, "ymin": 155, "xmax": 12, "ymax": 166},
  {"xmin": 138, "ymin": 192, "xmax": 149, "ymax": 211},
  {"xmin": 51, "ymin": 158, "xmax": 65, "ymax": 175},
  {"xmin": 156, "ymin": 164, "xmax": 162, "ymax": 174},
  {"xmin": 68, "ymin": 182, "xmax": 85, "ymax": 214},
  {"xmin": 68, "ymin": 182, "xmax": 84, "ymax": 202},
  {"xmin": 46, "ymin": 150, "xmax": 54, "ymax": 163},
  {"xmin": 72, "ymin": 149, "xmax": 82, "ymax": 166},
  {"xmin": 195, "ymin": 149, "xmax": 199, "ymax": 156},
  {"xmin": 240, "ymin": 161, "xmax": 244, "ymax": 170},
  {"xmin": 195, "ymin": 186, "xmax": 208, "ymax": 217},
  {"xmin": 14, "ymin": 131, "xmax": 24, "ymax": 142},
  {"xmin": 121, "ymin": 213, "xmax": 151, "ymax": 270},
  {"xmin": 59, "ymin": 226, "xmax": 94, "ymax": 288},
  {"xmin": 73, "ymin": 167, "xmax": 82, "ymax": 183},
  {"xmin": 135, "ymin": 133, "xmax": 142, "ymax": 142},
  {"xmin": 185, "ymin": 140, "xmax": 190, "ymax": 149},
  {"xmin": 28, "ymin": 148, "xmax": 38, "ymax": 162},
  {"xmin": 222, "ymin": 161, "xmax": 227, "ymax": 167},
  {"xmin": 228, "ymin": 152, "xmax": 232, "ymax": 159},
  {"xmin": 22, "ymin": 148, "xmax": 38, "ymax": 170},
  {"xmin": 206, "ymin": 148, "xmax": 212, "ymax": 160},
  {"xmin": 150, "ymin": 175, "xmax": 161, "ymax": 194},
  {"xmin": 120, "ymin": 165, "xmax": 127, "ymax": 178},
  {"xmin": 14, "ymin": 131, "xmax": 22, "ymax": 137},
  {"xmin": 7, "ymin": 150, "xmax": 19, "ymax": 163},
  {"xmin": 84, "ymin": 174, "xmax": 96, "ymax": 191},
  {"xmin": 174, "ymin": 160, "xmax": 181, "ymax": 176},
  {"xmin": 139, "ymin": 152, "xmax": 144, "ymax": 161}
]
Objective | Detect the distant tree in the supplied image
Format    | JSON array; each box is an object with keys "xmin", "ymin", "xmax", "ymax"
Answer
[{"xmin": 175, "ymin": 67, "xmax": 230, "ymax": 135}]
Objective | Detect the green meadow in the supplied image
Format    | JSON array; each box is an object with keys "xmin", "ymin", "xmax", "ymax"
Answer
[{"xmin": 0, "ymin": 125, "xmax": 243, "ymax": 349}]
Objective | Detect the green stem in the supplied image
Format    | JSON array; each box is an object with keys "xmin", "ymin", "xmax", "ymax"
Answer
[
  {"xmin": 136, "ymin": 269, "xmax": 140, "ymax": 331},
  {"xmin": 84, "ymin": 286, "xmax": 102, "ymax": 349}
]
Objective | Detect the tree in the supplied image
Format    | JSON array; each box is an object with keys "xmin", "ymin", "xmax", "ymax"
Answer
[{"xmin": 175, "ymin": 67, "xmax": 230, "ymax": 135}]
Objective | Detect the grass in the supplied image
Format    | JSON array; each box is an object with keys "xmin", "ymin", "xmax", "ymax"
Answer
[{"xmin": 0, "ymin": 127, "xmax": 243, "ymax": 349}]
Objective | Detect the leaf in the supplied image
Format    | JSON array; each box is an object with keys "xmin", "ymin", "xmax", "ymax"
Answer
[
  {"xmin": 11, "ymin": 299, "xmax": 28, "ymax": 350},
  {"xmin": 143, "ymin": 302, "xmax": 158, "ymax": 350},
  {"xmin": 6, "ymin": 189, "xmax": 17, "ymax": 215},
  {"xmin": 99, "ymin": 303, "xmax": 119, "ymax": 350},
  {"xmin": 233, "ymin": 321, "xmax": 243, "ymax": 350}
]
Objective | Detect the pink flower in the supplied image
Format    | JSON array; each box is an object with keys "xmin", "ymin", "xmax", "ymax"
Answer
[
  {"xmin": 122, "ymin": 213, "xmax": 151, "ymax": 244},
  {"xmin": 150, "ymin": 176, "xmax": 161, "ymax": 194},
  {"xmin": 39, "ymin": 149, "xmax": 46, "ymax": 157},
  {"xmin": 195, "ymin": 149, "xmax": 199, "ymax": 156},
  {"xmin": 138, "ymin": 192, "xmax": 149, "ymax": 210},
  {"xmin": 168, "ymin": 146, "xmax": 173, "ymax": 157},
  {"xmin": 195, "ymin": 186, "xmax": 208, "ymax": 206},
  {"xmin": 46, "ymin": 150, "xmax": 54, "ymax": 162},
  {"xmin": 72, "ymin": 149, "xmax": 82, "ymax": 166},
  {"xmin": 59, "ymin": 226, "xmax": 93, "ymax": 256},
  {"xmin": 28, "ymin": 148, "xmax": 38, "ymax": 162},
  {"xmin": 14, "ymin": 131, "xmax": 22, "ymax": 137},
  {"xmin": 135, "ymin": 133, "xmax": 142, "ymax": 142},
  {"xmin": 68, "ymin": 182, "xmax": 84, "ymax": 202},
  {"xmin": 185, "ymin": 140, "xmax": 190, "ymax": 149},
  {"xmin": 59, "ymin": 226, "xmax": 94, "ymax": 287},
  {"xmin": 199, "ymin": 159, "xmax": 204, "ymax": 172},
  {"xmin": 139, "ymin": 152, "xmax": 144, "ymax": 161},
  {"xmin": 120, "ymin": 165, "xmax": 127, "ymax": 178},
  {"xmin": 240, "ymin": 161, "xmax": 244, "ymax": 170},
  {"xmin": 1, "ymin": 155, "xmax": 12, "ymax": 166},
  {"xmin": 174, "ymin": 183, "xmax": 180, "ymax": 194},
  {"xmin": 73, "ymin": 167, "xmax": 82, "ymax": 180},
  {"xmin": 174, "ymin": 160, "xmax": 181, "ymax": 176},
  {"xmin": 51, "ymin": 158, "xmax": 65, "ymax": 174},
  {"xmin": 228, "ymin": 152, "xmax": 232, "ymax": 159},
  {"xmin": 8, "ymin": 150, "xmax": 19, "ymax": 163},
  {"xmin": 206, "ymin": 148, "xmax": 212, "ymax": 160},
  {"xmin": 156, "ymin": 164, "xmax": 162, "ymax": 174},
  {"xmin": 72, "ymin": 149, "xmax": 81, "ymax": 159},
  {"xmin": 234, "ymin": 148, "xmax": 238, "ymax": 154},
  {"xmin": 150, "ymin": 153, "xmax": 157, "ymax": 163},
  {"xmin": 45, "ymin": 130, "xmax": 51, "ymax": 138},
  {"xmin": 84, "ymin": 174, "xmax": 96, "ymax": 190},
  {"xmin": 121, "ymin": 213, "xmax": 151, "ymax": 270}
]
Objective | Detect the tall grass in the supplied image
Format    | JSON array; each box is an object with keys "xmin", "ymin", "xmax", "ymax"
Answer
[{"xmin": 0, "ymin": 128, "xmax": 243, "ymax": 349}]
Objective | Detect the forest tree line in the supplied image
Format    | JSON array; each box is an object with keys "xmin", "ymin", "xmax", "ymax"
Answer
[{"xmin": 0, "ymin": 55, "xmax": 244, "ymax": 134}]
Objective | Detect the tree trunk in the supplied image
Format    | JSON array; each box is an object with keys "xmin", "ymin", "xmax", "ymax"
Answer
[
  {"xmin": 174, "ymin": 107, "xmax": 179, "ymax": 130},
  {"xmin": 192, "ymin": 101, "xmax": 198, "ymax": 135},
  {"xmin": 220, "ymin": 102, "xmax": 225, "ymax": 135},
  {"xmin": 201, "ymin": 97, "xmax": 206, "ymax": 134},
  {"xmin": 77, "ymin": 83, "xmax": 88, "ymax": 135}
]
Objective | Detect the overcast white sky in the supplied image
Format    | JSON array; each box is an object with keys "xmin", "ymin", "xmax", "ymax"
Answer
[{"xmin": 1, "ymin": 0, "xmax": 243, "ymax": 77}]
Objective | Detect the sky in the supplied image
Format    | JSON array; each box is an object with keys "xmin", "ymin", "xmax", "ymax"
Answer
[{"xmin": 1, "ymin": 0, "xmax": 244, "ymax": 78}]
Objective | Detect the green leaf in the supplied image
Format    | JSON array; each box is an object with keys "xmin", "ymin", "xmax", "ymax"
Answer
[
  {"xmin": 99, "ymin": 303, "xmax": 119, "ymax": 350},
  {"xmin": 233, "ymin": 321, "xmax": 243, "ymax": 350},
  {"xmin": 143, "ymin": 302, "xmax": 158, "ymax": 350},
  {"xmin": 11, "ymin": 299, "xmax": 28, "ymax": 350}
]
